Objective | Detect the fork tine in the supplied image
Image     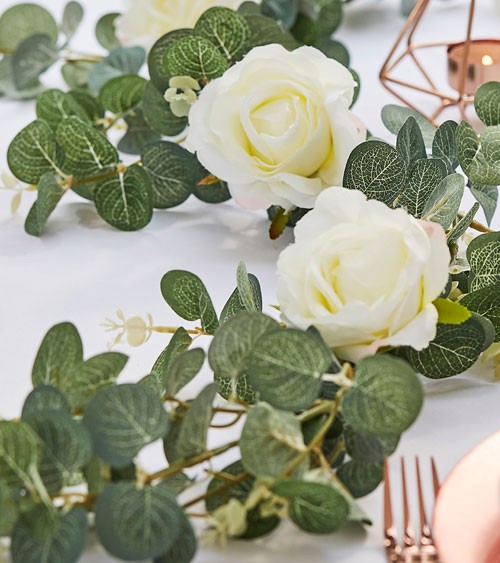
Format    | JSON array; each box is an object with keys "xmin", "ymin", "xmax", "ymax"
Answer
[
  {"xmin": 401, "ymin": 457, "xmax": 417, "ymax": 550},
  {"xmin": 415, "ymin": 457, "xmax": 433, "ymax": 544},
  {"xmin": 431, "ymin": 456, "xmax": 440, "ymax": 497},
  {"xmin": 383, "ymin": 458, "xmax": 400, "ymax": 562}
]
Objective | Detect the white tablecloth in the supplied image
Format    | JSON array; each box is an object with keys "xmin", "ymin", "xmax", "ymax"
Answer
[{"xmin": 0, "ymin": 1, "xmax": 499, "ymax": 561}]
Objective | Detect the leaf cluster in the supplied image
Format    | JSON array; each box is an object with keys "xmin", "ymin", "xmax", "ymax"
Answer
[{"xmin": 0, "ymin": 263, "xmax": 425, "ymax": 561}]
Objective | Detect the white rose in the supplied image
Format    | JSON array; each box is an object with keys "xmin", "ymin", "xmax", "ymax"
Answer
[
  {"xmin": 186, "ymin": 44, "xmax": 365, "ymax": 211},
  {"xmin": 116, "ymin": 0, "xmax": 252, "ymax": 49},
  {"xmin": 277, "ymin": 187, "xmax": 450, "ymax": 362}
]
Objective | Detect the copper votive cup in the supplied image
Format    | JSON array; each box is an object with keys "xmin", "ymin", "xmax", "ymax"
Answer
[{"xmin": 448, "ymin": 39, "xmax": 500, "ymax": 95}]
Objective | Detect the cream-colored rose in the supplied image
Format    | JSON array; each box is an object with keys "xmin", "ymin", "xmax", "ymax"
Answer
[
  {"xmin": 116, "ymin": 0, "xmax": 253, "ymax": 49},
  {"xmin": 186, "ymin": 44, "xmax": 365, "ymax": 211},
  {"xmin": 277, "ymin": 187, "xmax": 450, "ymax": 362}
]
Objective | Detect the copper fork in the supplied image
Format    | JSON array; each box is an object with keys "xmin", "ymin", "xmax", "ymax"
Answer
[{"xmin": 383, "ymin": 457, "xmax": 441, "ymax": 562}]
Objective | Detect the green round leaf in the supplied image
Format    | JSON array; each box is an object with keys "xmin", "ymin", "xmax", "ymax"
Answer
[
  {"xmin": 194, "ymin": 7, "xmax": 251, "ymax": 62},
  {"xmin": 381, "ymin": 104, "xmax": 436, "ymax": 148},
  {"xmin": 342, "ymin": 356, "xmax": 423, "ymax": 436},
  {"xmin": 89, "ymin": 46, "xmax": 146, "ymax": 93},
  {"xmin": 317, "ymin": 1, "xmax": 343, "ymax": 38},
  {"xmin": 95, "ymin": 12, "xmax": 121, "ymax": 51},
  {"xmin": 164, "ymin": 36, "xmax": 229, "ymax": 81},
  {"xmin": 470, "ymin": 183, "xmax": 498, "ymax": 227},
  {"xmin": 0, "ymin": 421, "xmax": 40, "ymax": 489},
  {"xmin": 247, "ymin": 328, "xmax": 330, "ymax": 411},
  {"xmin": 36, "ymin": 89, "xmax": 89, "ymax": 130},
  {"xmin": 261, "ymin": 0, "xmax": 299, "ymax": 29},
  {"xmin": 421, "ymin": 173, "xmax": 465, "ymax": 229},
  {"xmin": 83, "ymin": 383, "xmax": 170, "ymax": 467},
  {"xmin": 99, "ymin": 74, "xmax": 147, "ymax": 114},
  {"xmin": 432, "ymin": 120, "xmax": 459, "ymax": 172},
  {"xmin": 118, "ymin": 108, "xmax": 161, "ymax": 155},
  {"xmin": 151, "ymin": 328, "xmax": 193, "ymax": 386},
  {"xmin": 24, "ymin": 173, "xmax": 66, "ymax": 237},
  {"xmin": 337, "ymin": 460, "xmax": 383, "ymax": 498},
  {"xmin": 0, "ymin": 3, "xmax": 58, "ymax": 50},
  {"xmin": 61, "ymin": 61, "xmax": 94, "ymax": 89},
  {"xmin": 62, "ymin": 2, "xmax": 84, "ymax": 41},
  {"xmin": 344, "ymin": 427, "xmax": 399, "ymax": 463},
  {"xmin": 271, "ymin": 479, "xmax": 349, "ymax": 534},
  {"xmin": 94, "ymin": 164, "xmax": 153, "ymax": 231},
  {"xmin": 11, "ymin": 507, "xmax": 87, "ymax": 563},
  {"xmin": 461, "ymin": 286, "xmax": 500, "ymax": 341},
  {"xmin": 12, "ymin": 33, "xmax": 58, "ymax": 90},
  {"xmin": 163, "ymin": 348, "xmax": 205, "ymax": 397},
  {"xmin": 243, "ymin": 12, "xmax": 298, "ymax": 50},
  {"xmin": 475, "ymin": 81, "xmax": 500, "ymax": 127},
  {"xmin": 95, "ymin": 482, "xmax": 183, "ymax": 560},
  {"xmin": 142, "ymin": 81, "xmax": 188, "ymax": 137},
  {"xmin": 7, "ymin": 119, "xmax": 64, "ymax": 184},
  {"xmin": 220, "ymin": 274, "xmax": 262, "ymax": 324},
  {"xmin": 141, "ymin": 141, "xmax": 197, "ymax": 209},
  {"xmin": 21, "ymin": 386, "xmax": 71, "ymax": 418},
  {"xmin": 154, "ymin": 513, "xmax": 197, "ymax": 563},
  {"xmin": 148, "ymin": 29, "xmax": 193, "ymax": 91},
  {"xmin": 314, "ymin": 37, "xmax": 349, "ymax": 66},
  {"xmin": 467, "ymin": 231, "xmax": 500, "ymax": 291}
]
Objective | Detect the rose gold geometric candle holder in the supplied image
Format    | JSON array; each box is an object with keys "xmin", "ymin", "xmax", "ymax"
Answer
[{"xmin": 380, "ymin": 0, "xmax": 500, "ymax": 124}]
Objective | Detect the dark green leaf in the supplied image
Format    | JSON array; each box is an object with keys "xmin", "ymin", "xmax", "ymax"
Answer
[
  {"xmin": 8, "ymin": 119, "xmax": 64, "ymax": 184},
  {"xmin": 247, "ymin": 328, "xmax": 330, "ymax": 411},
  {"xmin": 243, "ymin": 13, "xmax": 298, "ymax": 50},
  {"xmin": 142, "ymin": 81, "xmax": 188, "ymax": 137},
  {"xmin": 396, "ymin": 116, "xmax": 426, "ymax": 170},
  {"xmin": 0, "ymin": 4, "xmax": 58, "ymax": 50},
  {"xmin": 399, "ymin": 158, "xmax": 447, "ymax": 217},
  {"xmin": 194, "ymin": 7, "xmax": 251, "ymax": 61},
  {"xmin": 475, "ymin": 81, "xmax": 500, "ymax": 127},
  {"xmin": 12, "ymin": 34, "xmax": 58, "ymax": 90},
  {"xmin": 83, "ymin": 384, "xmax": 170, "ymax": 467},
  {"xmin": 399, "ymin": 315, "xmax": 487, "ymax": 378},
  {"xmin": 36, "ymin": 89, "xmax": 89, "ymax": 130},
  {"xmin": 220, "ymin": 274, "xmax": 262, "ymax": 323},
  {"xmin": 344, "ymin": 427, "xmax": 399, "ymax": 463},
  {"xmin": 240, "ymin": 402, "xmax": 308, "ymax": 478},
  {"xmin": 271, "ymin": 479, "xmax": 349, "ymax": 533},
  {"xmin": 11, "ymin": 507, "xmax": 87, "ymax": 563},
  {"xmin": 24, "ymin": 173, "xmax": 65, "ymax": 237},
  {"xmin": 164, "ymin": 348, "xmax": 205, "ymax": 397},
  {"xmin": 141, "ymin": 141, "xmax": 196, "ymax": 208},
  {"xmin": 337, "ymin": 460, "xmax": 383, "ymax": 498},
  {"xmin": 343, "ymin": 141, "xmax": 406, "ymax": 206},
  {"xmin": 0, "ymin": 421, "xmax": 39, "ymax": 489},
  {"xmin": 342, "ymin": 356, "xmax": 422, "ymax": 435},
  {"xmin": 118, "ymin": 108, "xmax": 161, "ymax": 155},
  {"xmin": 317, "ymin": 1, "xmax": 343, "ymax": 38},
  {"xmin": 95, "ymin": 13, "xmax": 121, "ymax": 51},
  {"xmin": 315, "ymin": 36, "xmax": 350, "ymax": 66},
  {"xmin": 192, "ymin": 177, "xmax": 231, "ymax": 203},
  {"xmin": 99, "ymin": 74, "xmax": 147, "ymax": 114},
  {"xmin": 432, "ymin": 120, "xmax": 458, "ymax": 172},
  {"xmin": 31, "ymin": 322, "xmax": 83, "ymax": 388},
  {"xmin": 161, "ymin": 270, "xmax": 219, "ymax": 334},
  {"xmin": 94, "ymin": 164, "xmax": 153, "ymax": 231},
  {"xmin": 148, "ymin": 29, "xmax": 193, "ymax": 92},
  {"xmin": 88, "ymin": 47, "xmax": 146, "ymax": 93},
  {"xmin": 467, "ymin": 232, "xmax": 500, "ymax": 291},
  {"xmin": 151, "ymin": 328, "xmax": 193, "ymax": 385},
  {"xmin": 447, "ymin": 203, "xmax": 480, "ymax": 245},
  {"xmin": 261, "ymin": 0, "xmax": 298, "ymax": 29},
  {"xmin": 421, "ymin": 173, "xmax": 465, "ymax": 229},
  {"xmin": 154, "ymin": 513, "xmax": 197, "ymax": 563},
  {"xmin": 469, "ymin": 183, "xmax": 498, "ymax": 227},
  {"xmin": 67, "ymin": 89, "xmax": 104, "ymax": 121},
  {"xmin": 95, "ymin": 482, "xmax": 182, "ymax": 560},
  {"xmin": 456, "ymin": 121, "xmax": 500, "ymax": 186},
  {"xmin": 21, "ymin": 386, "xmax": 71, "ymax": 418},
  {"xmin": 461, "ymin": 286, "xmax": 500, "ymax": 340}
]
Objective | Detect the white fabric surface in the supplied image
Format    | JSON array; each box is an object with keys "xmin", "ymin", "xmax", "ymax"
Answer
[{"xmin": 0, "ymin": 0, "xmax": 499, "ymax": 561}]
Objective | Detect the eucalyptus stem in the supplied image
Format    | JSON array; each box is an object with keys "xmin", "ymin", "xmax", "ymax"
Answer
[
  {"xmin": 467, "ymin": 217, "xmax": 493, "ymax": 234},
  {"xmin": 152, "ymin": 326, "xmax": 209, "ymax": 336},
  {"xmin": 182, "ymin": 471, "xmax": 249, "ymax": 510},
  {"xmin": 144, "ymin": 440, "xmax": 240, "ymax": 485},
  {"xmin": 71, "ymin": 164, "xmax": 128, "ymax": 187}
]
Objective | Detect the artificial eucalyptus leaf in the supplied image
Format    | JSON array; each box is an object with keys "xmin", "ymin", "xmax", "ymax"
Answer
[
  {"xmin": 0, "ymin": 54, "xmax": 43, "ymax": 99},
  {"xmin": 317, "ymin": 1, "xmax": 344, "ymax": 38},
  {"xmin": 344, "ymin": 427, "xmax": 399, "ymax": 463},
  {"xmin": 194, "ymin": 7, "xmax": 251, "ymax": 61},
  {"xmin": 242, "ymin": 12, "xmax": 298, "ymax": 50},
  {"xmin": 61, "ymin": 1, "xmax": 84, "ymax": 41},
  {"xmin": 469, "ymin": 183, "xmax": 498, "ymax": 227},
  {"xmin": 164, "ymin": 36, "xmax": 229, "ymax": 80},
  {"xmin": 118, "ymin": 109, "xmax": 161, "ymax": 155},
  {"xmin": 94, "ymin": 164, "xmax": 153, "ymax": 231},
  {"xmin": 432, "ymin": 120, "xmax": 458, "ymax": 172},
  {"xmin": 205, "ymin": 460, "xmax": 280, "ymax": 539},
  {"xmin": 21, "ymin": 385, "xmax": 71, "ymax": 418},
  {"xmin": 240, "ymin": 402, "xmax": 308, "ymax": 478},
  {"xmin": 11, "ymin": 507, "xmax": 87, "ymax": 563},
  {"xmin": 154, "ymin": 513, "xmax": 197, "ymax": 563},
  {"xmin": 31, "ymin": 322, "xmax": 83, "ymax": 388},
  {"xmin": 164, "ymin": 348, "xmax": 205, "ymax": 396},
  {"xmin": 337, "ymin": 460, "xmax": 383, "ymax": 498},
  {"xmin": 99, "ymin": 74, "xmax": 147, "ymax": 114},
  {"xmin": 399, "ymin": 315, "xmax": 487, "ymax": 378},
  {"xmin": 63, "ymin": 352, "xmax": 128, "ymax": 409},
  {"xmin": 446, "ymin": 202, "xmax": 480, "ymax": 245},
  {"xmin": 461, "ymin": 286, "xmax": 500, "ymax": 341},
  {"xmin": 399, "ymin": 158, "xmax": 447, "ymax": 217},
  {"xmin": 236, "ymin": 261, "xmax": 258, "ymax": 312},
  {"xmin": 83, "ymin": 383, "xmax": 170, "ymax": 467},
  {"xmin": 381, "ymin": 104, "xmax": 436, "ymax": 147},
  {"xmin": 208, "ymin": 311, "xmax": 278, "ymax": 403},
  {"xmin": 247, "ymin": 328, "xmax": 331, "ymax": 411},
  {"xmin": 314, "ymin": 37, "xmax": 349, "ymax": 66},
  {"xmin": 0, "ymin": 3, "xmax": 58, "ymax": 50},
  {"xmin": 57, "ymin": 116, "xmax": 119, "ymax": 178},
  {"xmin": 88, "ymin": 47, "xmax": 146, "ymax": 93},
  {"xmin": 148, "ymin": 29, "xmax": 193, "ymax": 91},
  {"xmin": 95, "ymin": 482, "xmax": 183, "ymax": 560},
  {"xmin": 24, "ymin": 410, "xmax": 92, "ymax": 493},
  {"xmin": 141, "ymin": 141, "xmax": 196, "ymax": 208},
  {"xmin": 467, "ymin": 231, "xmax": 500, "ymax": 291},
  {"xmin": 220, "ymin": 273, "xmax": 262, "ymax": 323},
  {"xmin": 396, "ymin": 116, "xmax": 427, "ymax": 170},
  {"xmin": 456, "ymin": 121, "xmax": 500, "ymax": 186},
  {"xmin": 7, "ymin": 119, "xmax": 64, "ymax": 184},
  {"xmin": 142, "ymin": 81, "xmax": 188, "ymax": 137},
  {"xmin": 95, "ymin": 12, "xmax": 121, "ymax": 51},
  {"xmin": 343, "ymin": 141, "xmax": 406, "ymax": 206},
  {"xmin": 161, "ymin": 270, "xmax": 219, "ymax": 334},
  {"xmin": 36, "ymin": 89, "xmax": 89, "ymax": 130},
  {"xmin": 421, "ymin": 173, "xmax": 465, "ymax": 229},
  {"xmin": 192, "ymin": 176, "xmax": 231, "ymax": 203},
  {"xmin": 175, "ymin": 383, "xmax": 217, "ymax": 459},
  {"xmin": 0, "ymin": 421, "xmax": 39, "ymax": 489},
  {"xmin": 271, "ymin": 479, "xmax": 349, "ymax": 534},
  {"xmin": 24, "ymin": 173, "xmax": 65, "ymax": 237},
  {"xmin": 61, "ymin": 61, "xmax": 94, "ymax": 89},
  {"xmin": 12, "ymin": 34, "xmax": 58, "ymax": 90},
  {"xmin": 151, "ymin": 327, "xmax": 193, "ymax": 385},
  {"xmin": 474, "ymin": 81, "xmax": 500, "ymax": 127},
  {"xmin": 342, "ymin": 356, "xmax": 422, "ymax": 435},
  {"xmin": 261, "ymin": 0, "xmax": 299, "ymax": 29}
]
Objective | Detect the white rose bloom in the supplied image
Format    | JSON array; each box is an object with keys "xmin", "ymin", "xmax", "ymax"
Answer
[
  {"xmin": 277, "ymin": 188, "xmax": 450, "ymax": 362},
  {"xmin": 116, "ymin": 0, "xmax": 252, "ymax": 49},
  {"xmin": 186, "ymin": 44, "xmax": 365, "ymax": 211}
]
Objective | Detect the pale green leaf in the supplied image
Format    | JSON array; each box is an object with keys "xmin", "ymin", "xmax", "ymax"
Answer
[
  {"xmin": 0, "ymin": 4, "xmax": 58, "ymax": 50},
  {"xmin": 236, "ymin": 261, "xmax": 257, "ymax": 312},
  {"xmin": 61, "ymin": 61, "xmax": 93, "ymax": 89},
  {"xmin": 446, "ymin": 202, "xmax": 480, "ymax": 245},
  {"xmin": 381, "ymin": 104, "xmax": 436, "ymax": 147},
  {"xmin": 151, "ymin": 328, "xmax": 193, "ymax": 385},
  {"xmin": 61, "ymin": 2, "xmax": 84, "ymax": 41},
  {"xmin": 88, "ymin": 47, "xmax": 146, "ymax": 93},
  {"xmin": 421, "ymin": 173, "xmax": 465, "ymax": 229},
  {"xmin": 12, "ymin": 34, "xmax": 58, "ymax": 90},
  {"xmin": 456, "ymin": 121, "xmax": 500, "ymax": 186},
  {"xmin": 475, "ymin": 81, "xmax": 500, "ymax": 127},
  {"xmin": 467, "ymin": 232, "xmax": 500, "ymax": 291},
  {"xmin": 164, "ymin": 348, "xmax": 205, "ymax": 397},
  {"xmin": 220, "ymin": 273, "xmax": 262, "ymax": 323},
  {"xmin": 469, "ymin": 183, "xmax": 498, "ymax": 227},
  {"xmin": 95, "ymin": 13, "xmax": 121, "ymax": 51}
]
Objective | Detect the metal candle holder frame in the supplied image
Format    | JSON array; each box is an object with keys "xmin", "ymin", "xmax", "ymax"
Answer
[{"xmin": 379, "ymin": 0, "xmax": 476, "ymax": 124}]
